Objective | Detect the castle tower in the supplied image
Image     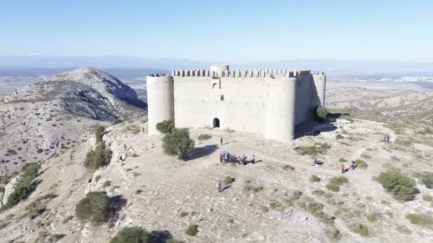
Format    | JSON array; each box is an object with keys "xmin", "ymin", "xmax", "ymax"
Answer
[
  {"xmin": 312, "ymin": 73, "xmax": 326, "ymax": 107},
  {"xmin": 210, "ymin": 64, "xmax": 229, "ymax": 76},
  {"xmin": 264, "ymin": 77, "xmax": 297, "ymax": 142},
  {"xmin": 146, "ymin": 75, "xmax": 174, "ymax": 135}
]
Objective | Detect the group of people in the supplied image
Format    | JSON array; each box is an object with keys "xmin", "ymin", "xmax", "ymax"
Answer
[
  {"xmin": 219, "ymin": 150, "xmax": 255, "ymax": 165},
  {"xmin": 341, "ymin": 161, "xmax": 357, "ymax": 174}
]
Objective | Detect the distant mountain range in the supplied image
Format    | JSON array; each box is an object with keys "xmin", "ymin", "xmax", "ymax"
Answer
[{"xmin": 1, "ymin": 55, "xmax": 433, "ymax": 76}]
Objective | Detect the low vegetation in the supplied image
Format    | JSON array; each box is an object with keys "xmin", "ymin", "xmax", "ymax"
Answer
[
  {"xmin": 84, "ymin": 143, "xmax": 113, "ymax": 170},
  {"xmin": 185, "ymin": 224, "xmax": 199, "ymax": 236},
  {"xmin": 414, "ymin": 172, "xmax": 433, "ymax": 189},
  {"xmin": 1, "ymin": 163, "xmax": 41, "ymax": 210},
  {"xmin": 297, "ymin": 143, "xmax": 331, "ymax": 156},
  {"xmin": 310, "ymin": 175, "xmax": 321, "ymax": 182},
  {"xmin": 349, "ymin": 223, "xmax": 370, "ymax": 237},
  {"xmin": 156, "ymin": 120, "xmax": 175, "ymax": 134},
  {"xmin": 224, "ymin": 176, "xmax": 235, "ymax": 184},
  {"xmin": 354, "ymin": 159, "xmax": 368, "ymax": 169},
  {"xmin": 406, "ymin": 213, "xmax": 433, "ymax": 227},
  {"xmin": 95, "ymin": 126, "xmax": 105, "ymax": 143},
  {"xmin": 162, "ymin": 128, "xmax": 195, "ymax": 160},
  {"xmin": 110, "ymin": 227, "xmax": 149, "ymax": 243},
  {"xmin": 75, "ymin": 191, "xmax": 111, "ymax": 225},
  {"xmin": 316, "ymin": 106, "xmax": 329, "ymax": 121},
  {"xmin": 377, "ymin": 171, "xmax": 416, "ymax": 201},
  {"xmin": 326, "ymin": 176, "xmax": 348, "ymax": 192},
  {"xmin": 197, "ymin": 134, "xmax": 212, "ymax": 141}
]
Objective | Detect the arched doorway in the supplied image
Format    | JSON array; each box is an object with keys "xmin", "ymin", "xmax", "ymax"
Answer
[{"xmin": 213, "ymin": 118, "xmax": 220, "ymax": 128}]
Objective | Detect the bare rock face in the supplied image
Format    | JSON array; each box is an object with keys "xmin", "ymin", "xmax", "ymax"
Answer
[
  {"xmin": 0, "ymin": 67, "xmax": 146, "ymax": 174},
  {"xmin": 43, "ymin": 67, "xmax": 141, "ymax": 110}
]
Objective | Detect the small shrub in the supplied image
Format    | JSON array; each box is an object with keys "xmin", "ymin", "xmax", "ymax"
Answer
[
  {"xmin": 310, "ymin": 175, "xmax": 321, "ymax": 182},
  {"xmin": 336, "ymin": 134, "xmax": 344, "ymax": 139},
  {"xmin": 136, "ymin": 189, "xmax": 143, "ymax": 194},
  {"xmin": 62, "ymin": 215, "xmax": 73, "ymax": 224},
  {"xmin": 329, "ymin": 176, "xmax": 348, "ymax": 185},
  {"xmin": 297, "ymin": 143, "xmax": 331, "ymax": 156},
  {"xmin": 103, "ymin": 181, "xmax": 111, "ymax": 188},
  {"xmin": 316, "ymin": 106, "xmax": 329, "ymax": 121},
  {"xmin": 326, "ymin": 183, "xmax": 340, "ymax": 192},
  {"xmin": 197, "ymin": 134, "xmax": 212, "ymax": 141},
  {"xmin": 95, "ymin": 175, "xmax": 102, "ymax": 182},
  {"xmin": 1, "ymin": 163, "xmax": 41, "ymax": 210},
  {"xmin": 282, "ymin": 164, "xmax": 295, "ymax": 171},
  {"xmin": 414, "ymin": 172, "xmax": 433, "ymax": 189},
  {"xmin": 75, "ymin": 191, "xmax": 110, "ymax": 225},
  {"xmin": 95, "ymin": 126, "xmax": 105, "ymax": 143},
  {"xmin": 112, "ymin": 118, "xmax": 123, "ymax": 125},
  {"xmin": 180, "ymin": 212, "xmax": 188, "ymax": 217},
  {"xmin": 37, "ymin": 148, "xmax": 43, "ymax": 153},
  {"xmin": 110, "ymin": 227, "xmax": 149, "ymax": 243},
  {"xmin": 224, "ymin": 176, "xmax": 235, "ymax": 184},
  {"xmin": 355, "ymin": 159, "xmax": 368, "ymax": 169},
  {"xmin": 406, "ymin": 214, "xmax": 433, "ymax": 227},
  {"xmin": 162, "ymin": 128, "xmax": 195, "ymax": 160},
  {"xmin": 350, "ymin": 224, "xmax": 370, "ymax": 237},
  {"xmin": 339, "ymin": 158, "xmax": 347, "ymax": 162},
  {"xmin": 84, "ymin": 143, "xmax": 112, "ymax": 170},
  {"xmin": 156, "ymin": 120, "xmax": 175, "ymax": 134},
  {"xmin": 377, "ymin": 171, "xmax": 416, "ymax": 201},
  {"xmin": 185, "ymin": 224, "xmax": 199, "ymax": 236},
  {"xmin": 132, "ymin": 153, "xmax": 138, "ymax": 157}
]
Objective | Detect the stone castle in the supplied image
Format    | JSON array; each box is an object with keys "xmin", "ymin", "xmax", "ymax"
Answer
[{"xmin": 146, "ymin": 64, "xmax": 326, "ymax": 143}]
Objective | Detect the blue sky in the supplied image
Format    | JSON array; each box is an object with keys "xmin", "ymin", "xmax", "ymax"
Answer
[{"xmin": 0, "ymin": 0, "xmax": 432, "ymax": 62}]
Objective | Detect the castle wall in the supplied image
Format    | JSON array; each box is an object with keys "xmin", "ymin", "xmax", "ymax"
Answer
[
  {"xmin": 173, "ymin": 76, "xmax": 267, "ymax": 133},
  {"xmin": 264, "ymin": 77, "xmax": 297, "ymax": 142},
  {"xmin": 294, "ymin": 74, "xmax": 315, "ymax": 125},
  {"xmin": 312, "ymin": 74, "xmax": 326, "ymax": 107},
  {"xmin": 147, "ymin": 76, "xmax": 174, "ymax": 135},
  {"xmin": 147, "ymin": 66, "xmax": 326, "ymax": 143}
]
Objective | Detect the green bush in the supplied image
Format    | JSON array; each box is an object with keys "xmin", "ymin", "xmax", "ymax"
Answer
[
  {"xmin": 310, "ymin": 175, "xmax": 321, "ymax": 182},
  {"xmin": 377, "ymin": 171, "xmax": 416, "ymax": 201},
  {"xmin": 350, "ymin": 224, "xmax": 370, "ymax": 237},
  {"xmin": 162, "ymin": 128, "xmax": 195, "ymax": 160},
  {"xmin": 1, "ymin": 163, "xmax": 41, "ymax": 210},
  {"xmin": 0, "ymin": 175, "xmax": 9, "ymax": 184},
  {"xmin": 95, "ymin": 126, "xmax": 105, "ymax": 143},
  {"xmin": 198, "ymin": 134, "xmax": 212, "ymax": 141},
  {"xmin": 185, "ymin": 224, "xmax": 199, "ymax": 236},
  {"xmin": 316, "ymin": 106, "xmax": 329, "ymax": 120},
  {"xmin": 110, "ymin": 227, "xmax": 149, "ymax": 243},
  {"xmin": 282, "ymin": 164, "xmax": 295, "ymax": 171},
  {"xmin": 0, "ymin": 186, "xmax": 4, "ymax": 193},
  {"xmin": 329, "ymin": 176, "xmax": 348, "ymax": 186},
  {"xmin": 406, "ymin": 213, "xmax": 433, "ymax": 227},
  {"xmin": 156, "ymin": 120, "xmax": 175, "ymax": 134},
  {"xmin": 326, "ymin": 183, "xmax": 340, "ymax": 192},
  {"xmin": 414, "ymin": 172, "xmax": 433, "ymax": 189},
  {"xmin": 75, "ymin": 191, "xmax": 111, "ymax": 225},
  {"xmin": 355, "ymin": 159, "xmax": 368, "ymax": 169},
  {"xmin": 336, "ymin": 134, "xmax": 344, "ymax": 139},
  {"xmin": 297, "ymin": 143, "xmax": 331, "ymax": 156},
  {"xmin": 224, "ymin": 176, "xmax": 235, "ymax": 184},
  {"xmin": 84, "ymin": 143, "xmax": 112, "ymax": 170}
]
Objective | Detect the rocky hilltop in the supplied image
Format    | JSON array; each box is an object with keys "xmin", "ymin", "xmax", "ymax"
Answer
[{"xmin": 0, "ymin": 67, "xmax": 146, "ymax": 175}]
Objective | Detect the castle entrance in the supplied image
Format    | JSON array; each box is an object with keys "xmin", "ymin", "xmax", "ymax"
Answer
[{"xmin": 213, "ymin": 118, "xmax": 220, "ymax": 128}]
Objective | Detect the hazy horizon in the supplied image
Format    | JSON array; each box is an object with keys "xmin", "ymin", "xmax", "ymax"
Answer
[{"xmin": 1, "ymin": 0, "xmax": 433, "ymax": 63}]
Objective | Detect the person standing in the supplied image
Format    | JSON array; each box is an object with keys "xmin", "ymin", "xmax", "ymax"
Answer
[
  {"xmin": 217, "ymin": 181, "xmax": 222, "ymax": 192},
  {"xmin": 220, "ymin": 137, "xmax": 223, "ymax": 146},
  {"xmin": 341, "ymin": 164, "xmax": 345, "ymax": 174}
]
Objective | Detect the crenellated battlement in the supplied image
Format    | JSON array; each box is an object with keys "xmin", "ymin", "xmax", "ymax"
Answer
[{"xmin": 170, "ymin": 68, "xmax": 313, "ymax": 78}]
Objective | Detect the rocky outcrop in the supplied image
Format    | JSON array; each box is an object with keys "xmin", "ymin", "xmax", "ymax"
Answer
[{"xmin": 0, "ymin": 67, "xmax": 147, "ymax": 174}]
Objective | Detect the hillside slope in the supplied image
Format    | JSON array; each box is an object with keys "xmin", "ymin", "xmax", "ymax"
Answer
[{"xmin": 0, "ymin": 67, "xmax": 146, "ymax": 175}]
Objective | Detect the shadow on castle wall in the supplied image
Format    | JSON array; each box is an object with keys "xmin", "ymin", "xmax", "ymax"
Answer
[
  {"xmin": 187, "ymin": 144, "xmax": 219, "ymax": 160},
  {"xmin": 295, "ymin": 112, "xmax": 349, "ymax": 139}
]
